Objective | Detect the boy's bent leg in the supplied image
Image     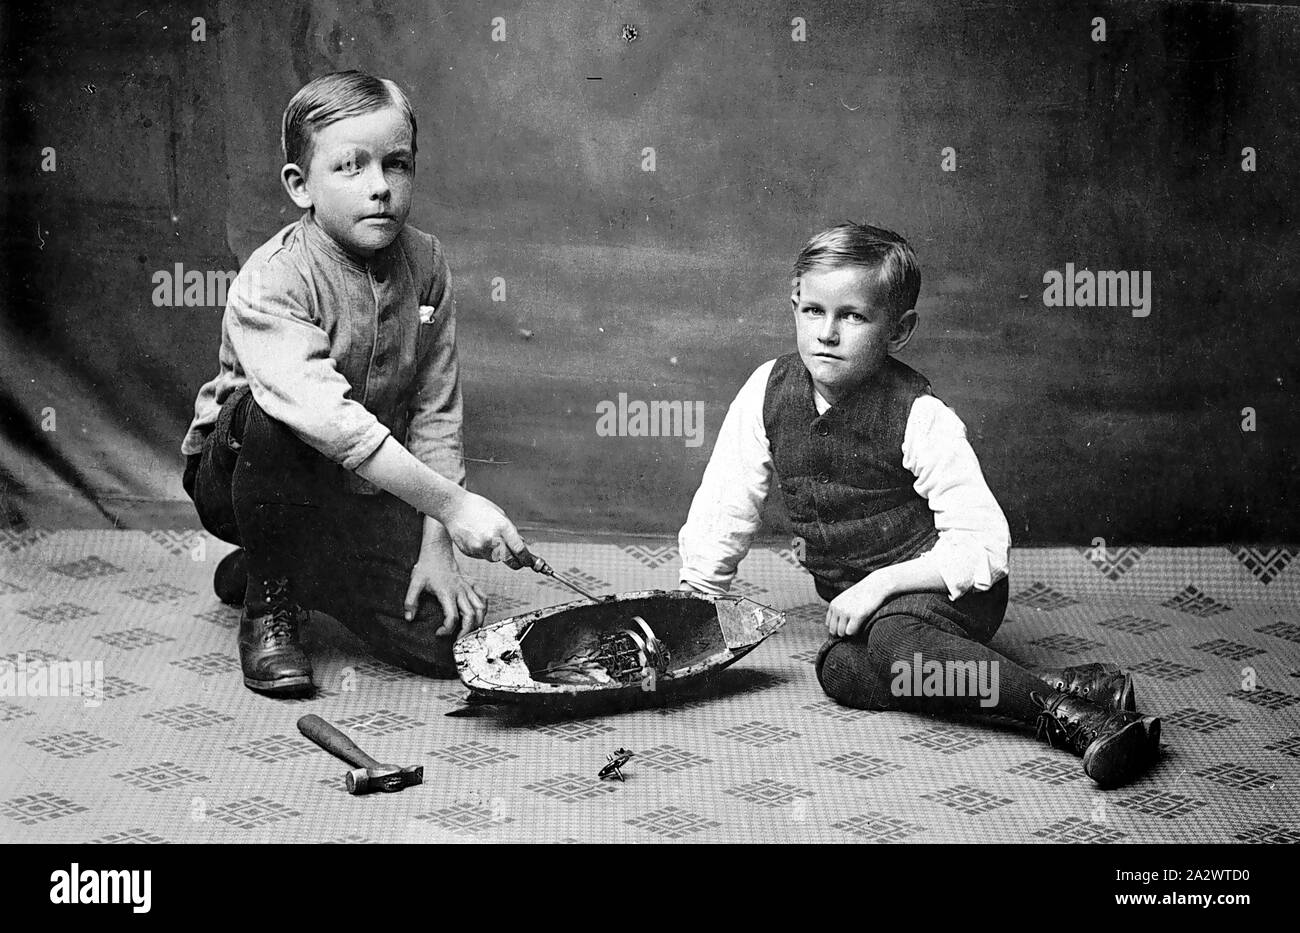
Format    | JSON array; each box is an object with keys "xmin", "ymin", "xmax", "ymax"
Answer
[
  {"xmin": 225, "ymin": 390, "xmax": 353, "ymax": 694},
  {"xmin": 228, "ymin": 390, "xmax": 356, "ymax": 599},
  {"xmin": 814, "ymin": 578, "xmax": 1046, "ymax": 718},
  {"xmin": 315, "ymin": 492, "xmax": 459, "ymax": 678},
  {"xmin": 186, "ymin": 388, "xmax": 255, "ymax": 546},
  {"xmin": 814, "ymin": 607, "xmax": 1158, "ymax": 786},
  {"xmin": 815, "ymin": 608, "xmax": 1049, "ymax": 722},
  {"xmin": 186, "ymin": 448, "xmax": 250, "ymax": 605},
  {"xmin": 221, "ymin": 390, "xmax": 458, "ymax": 678}
]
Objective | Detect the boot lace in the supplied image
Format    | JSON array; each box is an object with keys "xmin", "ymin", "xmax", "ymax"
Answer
[
  {"xmin": 259, "ymin": 578, "xmax": 303, "ymax": 646},
  {"xmin": 1032, "ymin": 690, "xmax": 1097, "ymax": 751}
]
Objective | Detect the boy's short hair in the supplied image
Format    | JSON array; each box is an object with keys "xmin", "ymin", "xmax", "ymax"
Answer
[
  {"xmin": 792, "ymin": 222, "xmax": 921, "ymax": 319},
  {"xmin": 282, "ymin": 70, "xmax": 417, "ymax": 172}
]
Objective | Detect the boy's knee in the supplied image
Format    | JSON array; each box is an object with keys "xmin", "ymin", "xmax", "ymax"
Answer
[
  {"xmin": 814, "ymin": 636, "xmax": 890, "ymax": 710},
  {"xmin": 334, "ymin": 600, "xmax": 460, "ymax": 678},
  {"xmin": 229, "ymin": 402, "xmax": 350, "ymax": 507},
  {"xmin": 373, "ymin": 628, "xmax": 460, "ymax": 679},
  {"xmin": 864, "ymin": 611, "xmax": 921, "ymax": 645},
  {"xmin": 233, "ymin": 391, "xmax": 301, "ymax": 454},
  {"xmin": 219, "ymin": 387, "xmax": 318, "ymax": 470},
  {"xmin": 813, "ymin": 636, "xmax": 842, "ymax": 687}
]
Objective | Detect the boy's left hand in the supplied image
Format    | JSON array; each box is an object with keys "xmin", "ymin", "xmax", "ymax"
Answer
[
  {"xmin": 826, "ymin": 575, "xmax": 892, "ymax": 637},
  {"xmin": 404, "ymin": 559, "xmax": 488, "ymax": 636}
]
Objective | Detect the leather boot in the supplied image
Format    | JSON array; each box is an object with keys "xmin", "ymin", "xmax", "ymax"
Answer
[
  {"xmin": 1037, "ymin": 662, "xmax": 1135, "ymax": 712},
  {"xmin": 1037, "ymin": 662, "xmax": 1161, "ymax": 758},
  {"xmin": 214, "ymin": 548, "xmax": 248, "ymax": 606},
  {"xmin": 238, "ymin": 577, "xmax": 313, "ymax": 695},
  {"xmin": 1032, "ymin": 690, "xmax": 1160, "ymax": 788}
]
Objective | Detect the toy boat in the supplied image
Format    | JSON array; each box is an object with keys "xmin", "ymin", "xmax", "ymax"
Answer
[{"xmin": 453, "ymin": 589, "xmax": 785, "ymax": 708}]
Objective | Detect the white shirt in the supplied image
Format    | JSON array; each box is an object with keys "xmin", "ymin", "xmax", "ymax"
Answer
[{"xmin": 678, "ymin": 359, "xmax": 1011, "ymax": 600}]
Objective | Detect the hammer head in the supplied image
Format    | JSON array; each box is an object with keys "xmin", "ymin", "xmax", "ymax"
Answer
[{"xmin": 345, "ymin": 764, "xmax": 423, "ymax": 795}]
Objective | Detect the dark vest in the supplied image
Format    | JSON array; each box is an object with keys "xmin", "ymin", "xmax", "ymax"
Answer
[{"xmin": 763, "ymin": 352, "xmax": 940, "ymax": 598}]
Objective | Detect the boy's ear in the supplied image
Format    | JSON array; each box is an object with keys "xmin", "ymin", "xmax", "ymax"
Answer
[
  {"xmin": 281, "ymin": 163, "xmax": 313, "ymax": 209},
  {"xmin": 790, "ymin": 277, "xmax": 800, "ymax": 309},
  {"xmin": 888, "ymin": 308, "xmax": 920, "ymax": 353}
]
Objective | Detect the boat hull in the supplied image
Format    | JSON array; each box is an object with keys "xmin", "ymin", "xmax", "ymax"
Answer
[{"xmin": 454, "ymin": 589, "xmax": 785, "ymax": 708}]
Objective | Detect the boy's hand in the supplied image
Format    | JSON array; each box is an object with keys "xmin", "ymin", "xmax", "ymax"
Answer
[
  {"xmin": 826, "ymin": 574, "xmax": 892, "ymax": 637},
  {"xmin": 444, "ymin": 492, "xmax": 536, "ymax": 569},
  {"xmin": 404, "ymin": 558, "xmax": 488, "ymax": 636}
]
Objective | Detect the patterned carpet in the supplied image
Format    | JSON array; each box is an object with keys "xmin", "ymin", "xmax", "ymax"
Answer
[{"xmin": 2, "ymin": 532, "xmax": 1298, "ymax": 844}]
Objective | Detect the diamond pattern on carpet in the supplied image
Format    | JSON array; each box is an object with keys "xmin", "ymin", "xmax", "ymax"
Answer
[{"xmin": 1, "ymin": 534, "xmax": 1298, "ymax": 842}]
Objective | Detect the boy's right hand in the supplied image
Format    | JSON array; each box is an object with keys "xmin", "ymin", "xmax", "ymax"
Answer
[{"xmin": 444, "ymin": 491, "xmax": 537, "ymax": 570}]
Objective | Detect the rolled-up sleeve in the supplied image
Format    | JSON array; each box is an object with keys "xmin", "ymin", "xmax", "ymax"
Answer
[
  {"xmin": 405, "ymin": 253, "xmax": 466, "ymax": 487},
  {"xmin": 902, "ymin": 395, "xmax": 1011, "ymax": 600},
  {"xmin": 225, "ymin": 260, "xmax": 390, "ymax": 470},
  {"xmin": 678, "ymin": 360, "xmax": 776, "ymax": 594}
]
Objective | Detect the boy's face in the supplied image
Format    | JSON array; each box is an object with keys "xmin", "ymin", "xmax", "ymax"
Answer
[
  {"xmin": 792, "ymin": 265, "xmax": 918, "ymax": 404},
  {"xmin": 282, "ymin": 105, "xmax": 414, "ymax": 257}
]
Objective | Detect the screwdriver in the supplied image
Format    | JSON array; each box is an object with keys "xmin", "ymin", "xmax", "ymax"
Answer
[{"xmin": 530, "ymin": 559, "xmax": 603, "ymax": 604}]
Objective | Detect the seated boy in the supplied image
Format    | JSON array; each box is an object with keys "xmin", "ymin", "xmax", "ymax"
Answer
[
  {"xmin": 678, "ymin": 223, "xmax": 1161, "ymax": 787},
  {"xmin": 182, "ymin": 71, "xmax": 541, "ymax": 696}
]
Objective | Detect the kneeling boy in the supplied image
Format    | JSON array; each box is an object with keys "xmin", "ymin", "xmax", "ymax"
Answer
[{"xmin": 182, "ymin": 71, "xmax": 538, "ymax": 695}]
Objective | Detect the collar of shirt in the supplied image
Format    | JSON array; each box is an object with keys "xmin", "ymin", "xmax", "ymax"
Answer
[{"xmin": 301, "ymin": 210, "xmax": 397, "ymax": 278}]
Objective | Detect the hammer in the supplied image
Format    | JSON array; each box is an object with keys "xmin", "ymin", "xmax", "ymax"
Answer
[{"xmin": 296, "ymin": 714, "xmax": 423, "ymax": 795}]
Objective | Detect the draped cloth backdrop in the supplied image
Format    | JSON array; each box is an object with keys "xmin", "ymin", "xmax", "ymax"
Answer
[{"xmin": 1, "ymin": 0, "xmax": 1297, "ymax": 543}]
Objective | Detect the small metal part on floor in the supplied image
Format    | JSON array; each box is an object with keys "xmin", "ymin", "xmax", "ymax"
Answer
[{"xmin": 599, "ymin": 748, "xmax": 635, "ymax": 782}]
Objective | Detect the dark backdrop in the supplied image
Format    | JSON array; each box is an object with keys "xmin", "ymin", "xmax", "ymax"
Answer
[{"xmin": 2, "ymin": 0, "xmax": 1297, "ymax": 544}]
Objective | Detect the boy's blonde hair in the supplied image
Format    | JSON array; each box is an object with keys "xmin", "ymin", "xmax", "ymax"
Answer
[
  {"xmin": 793, "ymin": 222, "xmax": 921, "ymax": 319},
  {"xmin": 281, "ymin": 70, "xmax": 417, "ymax": 173}
]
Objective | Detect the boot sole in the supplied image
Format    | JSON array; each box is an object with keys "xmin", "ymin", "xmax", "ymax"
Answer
[
  {"xmin": 1119, "ymin": 678, "xmax": 1164, "ymax": 760},
  {"xmin": 1120, "ymin": 675, "xmax": 1136, "ymax": 712},
  {"xmin": 1082, "ymin": 718, "xmax": 1151, "ymax": 788},
  {"xmin": 1145, "ymin": 716, "xmax": 1161, "ymax": 761},
  {"xmin": 1123, "ymin": 680, "xmax": 1164, "ymax": 764},
  {"xmin": 1108, "ymin": 678, "xmax": 1161, "ymax": 760},
  {"xmin": 243, "ymin": 674, "xmax": 313, "ymax": 696}
]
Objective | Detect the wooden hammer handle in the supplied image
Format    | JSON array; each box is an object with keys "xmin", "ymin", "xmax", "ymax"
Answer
[{"xmin": 297, "ymin": 714, "xmax": 381, "ymax": 770}]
